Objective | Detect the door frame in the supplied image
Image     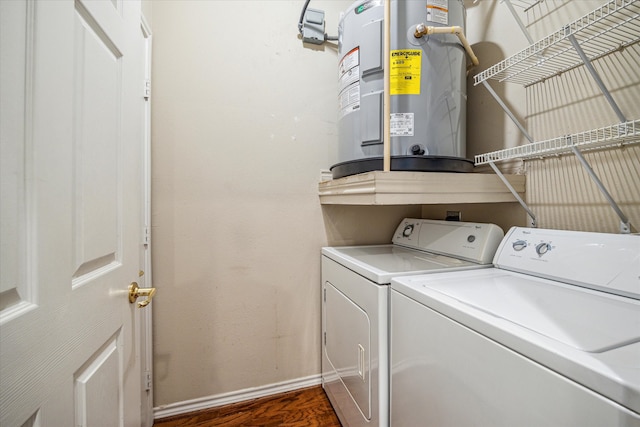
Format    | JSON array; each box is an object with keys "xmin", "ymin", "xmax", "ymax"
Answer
[{"xmin": 140, "ymin": 13, "xmax": 154, "ymax": 427}]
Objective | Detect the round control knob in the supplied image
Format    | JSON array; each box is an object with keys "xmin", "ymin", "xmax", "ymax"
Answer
[
  {"xmin": 536, "ymin": 242, "xmax": 551, "ymax": 256},
  {"xmin": 402, "ymin": 225, "xmax": 414, "ymax": 237},
  {"xmin": 467, "ymin": 235, "xmax": 476, "ymax": 243},
  {"xmin": 512, "ymin": 240, "xmax": 527, "ymax": 251}
]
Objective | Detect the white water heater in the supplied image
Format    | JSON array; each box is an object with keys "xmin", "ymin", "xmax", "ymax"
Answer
[{"xmin": 334, "ymin": 0, "xmax": 472, "ymax": 179}]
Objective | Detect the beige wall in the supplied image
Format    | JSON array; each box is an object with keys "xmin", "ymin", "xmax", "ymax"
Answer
[
  {"xmin": 465, "ymin": 0, "xmax": 530, "ymax": 158},
  {"xmin": 151, "ymin": 0, "xmax": 640, "ymax": 408},
  {"xmin": 150, "ymin": 0, "xmax": 354, "ymax": 406}
]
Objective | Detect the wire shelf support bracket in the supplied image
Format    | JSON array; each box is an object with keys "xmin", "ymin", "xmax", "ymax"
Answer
[
  {"xmin": 566, "ymin": 32, "xmax": 627, "ymax": 122},
  {"xmin": 488, "ymin": 161, "xmax": 537, "ymax": 227},
  {"xmin": 481, "ymin": 80, "xmax": 535, "ymax": 144},
  {"xmin": 570, "ymin": 146, "xmax": 631, "ymax": 234},
  {"xmin": 476, "ymin": 120, "xmax": 639, "ymax": 234},
  {"xmin": 502, "ymin": 0, "xmax": 535, "ymax": 44}
]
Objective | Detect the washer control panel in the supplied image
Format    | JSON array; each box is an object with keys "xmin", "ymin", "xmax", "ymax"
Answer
[
  {"xmin": 509, "ymin": 238, "xmax": 555, "ymax": 257},
  {"xmin": 495, "ymin": 227, "xmax": 640, "ymax": 298},
  {"xmin": 392, "ymin": 218, "xmax": 504, "ymax": 264}
]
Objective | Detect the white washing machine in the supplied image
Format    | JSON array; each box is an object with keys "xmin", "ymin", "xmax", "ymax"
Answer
[
  {"xmin": 391, "ymin": 227, "xmax": 640, "ymax": 426},
  {"xmin": 321, "ymin": 218, "xmax": 505, "ymax": 427}
]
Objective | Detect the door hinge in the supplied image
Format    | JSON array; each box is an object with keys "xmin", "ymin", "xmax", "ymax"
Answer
[
  {"xmin": 358, "ymin": 344, "xmax": 365, "ymax": 380},
  {"xmin": 143, "ymin": 226, "xmax": 151, "ymax": 245},
  {"xmin": 145, "ymin": 371, "xmax": 152, "ymax": 391},
  {"xmin": 144, "ymin": 79, "xmax": 151, "ymax": 99}
]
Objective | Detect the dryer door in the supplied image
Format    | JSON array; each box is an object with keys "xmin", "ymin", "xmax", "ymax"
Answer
[{"xmin": 324, "ymin": 281, "xmax": 371, "ymax": 420}]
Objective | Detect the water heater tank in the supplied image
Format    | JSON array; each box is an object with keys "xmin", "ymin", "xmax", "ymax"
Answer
[{"xmin": 334, "ymin": 0, "xmax": 473, "ymax": 179}]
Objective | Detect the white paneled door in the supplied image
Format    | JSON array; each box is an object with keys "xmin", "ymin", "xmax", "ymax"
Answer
[{"xmin": 1, "ymin": 1, "xmax": 147, "ymax": 426}]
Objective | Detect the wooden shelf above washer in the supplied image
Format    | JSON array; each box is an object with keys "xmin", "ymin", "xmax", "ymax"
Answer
[{"xmin": 318, "ymin": 171, "xmax": 526, "ymax": 205}]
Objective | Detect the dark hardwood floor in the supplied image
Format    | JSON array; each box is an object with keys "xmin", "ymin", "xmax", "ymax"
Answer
[{"xmin": 153, "ymin": 385, "xmax": 342, "ymax": 427}]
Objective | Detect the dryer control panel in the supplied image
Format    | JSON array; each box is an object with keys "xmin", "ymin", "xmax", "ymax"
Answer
[
  {"xmin": 392, "ymin": 218, "xmax": 504, "ymax": 265},
  {"xmin": 495, "ymin": 227, "xmax": 640, "ymax": 299}
]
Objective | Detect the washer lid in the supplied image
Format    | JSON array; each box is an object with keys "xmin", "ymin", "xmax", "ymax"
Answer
[
  {"xmin": 322, "ymin": 245, "xmax": 481, "ymax": 284},
  {"xmin": 391, "ymin": 268, "xmax": 640, "ymax": 414},
  {"xmin": 396, "ymin": 269, "xmax": 640, "ymax": 352}
]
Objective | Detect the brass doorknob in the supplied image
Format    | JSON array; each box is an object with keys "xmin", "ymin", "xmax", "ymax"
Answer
[{"xmin": 128, "ymin": 282, "xmax": 156, "ymax": 308}]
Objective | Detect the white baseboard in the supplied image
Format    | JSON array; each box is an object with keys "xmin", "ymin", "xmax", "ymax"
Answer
[{"xmin": 153, "ymin": 374, "xmax": 322, "ymax": 420}]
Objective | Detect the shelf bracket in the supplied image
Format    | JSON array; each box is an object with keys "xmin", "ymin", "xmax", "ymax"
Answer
[
  {"xmin": 502, "ymin": 0, "xmax": 534, "ymax": 44},
  {"xmin": 567, "ymin": 32, "xmax": 627, "ymax": 123},
  {"xmin": 570, "ymin": 145, "xmax": 631, "ymax": 234},
  {"xmin": 488, "ymin": 161, "xmax": 537, "ymax": 227},
  {"xmin": 481, "ymin": 80, "xmax": 535, "ymax": 144}
]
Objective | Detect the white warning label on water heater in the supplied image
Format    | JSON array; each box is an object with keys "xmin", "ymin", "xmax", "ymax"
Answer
[
  {"xmin": 390, "ymin": 113, "xmax": 414, "ymax": 136},
  {"xmin": 427, "ymin": 0, "xmax": 449, "ymax": 25},
  {"xmin": 339, "ymin": 84, "xmax": 360, "ymax": 119},
  {"xmin": 338, "ymin": 47, "xmax": 361, "ymax": 119}
]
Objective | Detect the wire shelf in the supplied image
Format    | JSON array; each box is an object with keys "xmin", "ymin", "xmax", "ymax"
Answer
[
  {"xmin": 474, "ymin": 0, "xmax": 640, "ymax": 87},
  {"xmin": 474, "ymin": 120, "xmax": 640, "ymax": 165}
]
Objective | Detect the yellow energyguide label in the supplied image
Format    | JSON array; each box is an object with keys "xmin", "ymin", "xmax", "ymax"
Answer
[{"xmin": 390, "ymin": 49, "xmax": 421, "ymax": 95}]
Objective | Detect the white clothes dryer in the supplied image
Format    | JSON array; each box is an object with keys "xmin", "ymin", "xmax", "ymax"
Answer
[
  {"xmin": 321, "ymin": 218, "xmax": 504, "ymax": 427},
  {"xmin": 391, "ymin": 227, "xmax": 640, "ymax": 426}
]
